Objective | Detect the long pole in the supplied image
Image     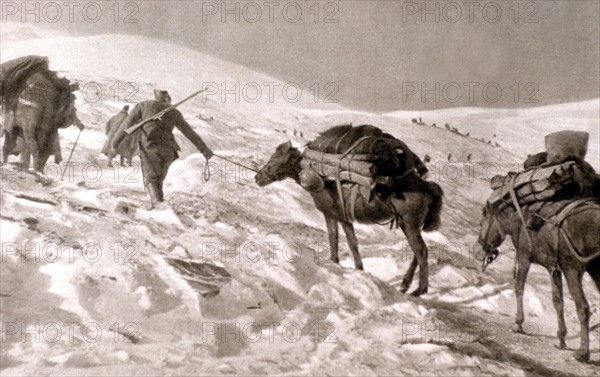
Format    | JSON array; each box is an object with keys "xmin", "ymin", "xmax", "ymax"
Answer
[{"xmin": 60, "ymin": 129, "xmax": 82, "ymax": 181}]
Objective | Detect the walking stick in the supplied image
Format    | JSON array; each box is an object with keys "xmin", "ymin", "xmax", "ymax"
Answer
[{"xmin": 60, "ymin": 128, "xmax": 82, "ymax": 181}]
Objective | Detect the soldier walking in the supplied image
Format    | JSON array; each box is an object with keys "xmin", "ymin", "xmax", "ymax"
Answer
[
  {"xmin": 102, "ymin": 105, "xmax": 133, "ymax": 167},
  {"xmin": 111, "ymin": 90, "xmax": 213, "ymax": 209}
]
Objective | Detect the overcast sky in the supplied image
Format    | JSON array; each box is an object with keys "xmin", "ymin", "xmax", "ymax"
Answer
[{"xmin": 3, "ymin": 0, "xmax": 599, "ymax": 112}]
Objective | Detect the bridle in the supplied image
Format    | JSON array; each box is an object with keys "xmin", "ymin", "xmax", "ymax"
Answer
[{"xmin": 480, "ymin": 203, "xmax": 501, "ymax": 271}]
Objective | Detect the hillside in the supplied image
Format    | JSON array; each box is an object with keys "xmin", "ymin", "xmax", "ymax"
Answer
[
  {"xmin": 386, "ymin": 101, "xmax": 600, "ymax": 171},
  {"xmin": 1, "ymin": 24, "xmax": 599, "ymax": 376}
]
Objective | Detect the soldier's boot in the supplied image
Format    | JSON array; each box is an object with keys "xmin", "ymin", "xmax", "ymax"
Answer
[{"xmin": 146, "ymin": 183, "xmax": 163, "ymax": 210}]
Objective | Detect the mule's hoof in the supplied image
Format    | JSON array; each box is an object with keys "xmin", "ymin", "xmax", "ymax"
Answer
[
  {"xmin": 410, "ymin": 287, "xmax": 427, "ymax": 297},
  {"xmin": 356, "ymin": 265, "xmax": 364, "ymax": 271},
  {"xmin": 399, "ymin": 285, "xmax": 409, "ymax": 294},
  {"xmin": 554, "ymin": 341, "xmax": 566, "ymax": 350},
  {"xmin": 574, "ymin": 350, "xmax": 590, "ymax": 363}
]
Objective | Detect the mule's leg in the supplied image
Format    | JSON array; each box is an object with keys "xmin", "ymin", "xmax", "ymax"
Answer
[
  {"xmin": 514, "ymin": 260, "xmax": 530, "ymax": 333},
  {"xmin": 400, "ymin": 257, "xmax": 418, "ymax": 293},
  {"xmin": 52, "ymin": 131, "xmax": 62, "ymax": 164},
  {"xmin": 19, "ymin": 147, "xmax": 31, "ymax": 170},
  {"xmin": 550, "ymin": 269, "xmax": 567, "ymax": 349},
  {"xmin": 37, "ymin": 141, "xmax": 52, "ymax": 171},
  {"xmin": 22, "ymin": 121, "xmax": 40, "ymax": 172},
  {"xmin": 325, "ymin": 216, "xmax": 340, "ymax": 264},
  {"xmin": 401, "ymin": 224, "xmax": 429, "ymax": 296},
  {"xmin": 1, "ymin": 133, "xmax": 9, "ymax": 164},
  {"xmin": 340, "ymin": 221, "xmax": 363, "ymax": 270},
  {"xmin": 563, "ymin": 268, "xmax": 590, "ymax": 362},
  {"xmin": 2, "ymin": 131, "xmax": 17, "ymax": 164}
]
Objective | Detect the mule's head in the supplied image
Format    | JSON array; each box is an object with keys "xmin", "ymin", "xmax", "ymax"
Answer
[
  {"xmin": 478, "ymin": 202, "xmax": 505, "ymax": 270},
  {"xmin": 255, "ymin": 141, "xmax": 302, "ymax": 187}
]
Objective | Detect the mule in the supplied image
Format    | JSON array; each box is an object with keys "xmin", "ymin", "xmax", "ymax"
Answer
[
  {"xmin": 2, "ymin": 70, "xmax": 72, "ymax": 171},
  {"xmin": 256, "ymin": 141, "xmax": 443, "ymax": 296},
  {"xmin": 478, "ymin": 200, "xmax": 600, "ymax": 362}
]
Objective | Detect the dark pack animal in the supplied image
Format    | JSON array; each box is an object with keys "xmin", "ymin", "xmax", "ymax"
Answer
[
  {"xmin": 1, "ymin": 68, "xmax": 76, "ymax": 170},
  {"xmin": 256, "ymin": 125, "xmax": 443, "ymax": 296},
  {"xmin": 479, "ymin": 199, "xmax": 600, "ymax": 362},
  {"xmin": 0, "ymin": 56, "xmax": 77, "ymax": 171}
]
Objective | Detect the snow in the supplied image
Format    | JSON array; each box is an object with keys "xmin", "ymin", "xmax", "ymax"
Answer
[{"xmin": 1, "ymin": 22, "xmax": 599, "ymax": 376}]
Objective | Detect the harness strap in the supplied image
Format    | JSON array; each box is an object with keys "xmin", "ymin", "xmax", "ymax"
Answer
[
  {"xmin": 534, "ymin": 200, "xmax": 600, "ymax": 263},
  {"xmin": 333, "ymin": 129, "xmax": 351, "ymax": 152},
  {"xmin": 507, "ymin": 175, "xmax": 535, "ymax": 252},
  {"xmin": 558, "ymin": 227, "xmax": 600, "ymax": 263},
  {"xmin": 335, "ymin": 136, "xmax": 377, "ymax": 222},
  {"xmin": 349, "ymin": 184, "xmax": 359, "ymax": 222}
]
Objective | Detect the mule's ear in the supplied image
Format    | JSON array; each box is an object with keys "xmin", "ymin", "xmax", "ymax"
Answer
[{"xmin": 283, "ymin": 141, "xmax": 292, "ymax": 150}]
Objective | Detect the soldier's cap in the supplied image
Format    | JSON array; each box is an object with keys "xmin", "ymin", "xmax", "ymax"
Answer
[
  {"xmin": 122, "ymin": 105, "xmax": 130, "ymax": 111},
  {"xmin": 154, "ymin": 89, "xmax": 172, "ymax": 103},
  {"xmin": 69, "ymin": 82, "xmax": 80, "ymax": 92}
]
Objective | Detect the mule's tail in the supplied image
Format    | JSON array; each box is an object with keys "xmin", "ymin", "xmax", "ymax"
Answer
[
  {"xmin": 587, "ymin": 257, "xmax": 600, "ymax": 292},
  {"xmin": 423, "ymin": 181, "xmax": 444, "ymax": 232}
]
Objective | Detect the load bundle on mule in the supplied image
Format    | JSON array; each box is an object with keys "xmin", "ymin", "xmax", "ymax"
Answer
[
  {"xmin": 488, "ymin": 131, "xmax": 599, "ymax": 208},
  {"xmin": 1, "ymin": 55, "xmax": 74, "ymax": 116},
  {"xmin": 300, "ymin": 125, "xmax": 428, "ymax": 191},
  {"xmin": 1, "ymin": 55, "xmax": 83, "ymax": 170},
  {"xmin": 1, "ymin": 55, "xmax": 49, "ymax": 110}
]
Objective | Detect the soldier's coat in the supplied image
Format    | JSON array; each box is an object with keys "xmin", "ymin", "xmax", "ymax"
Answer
[{"xmin": 112, "ymin": 100, "xmax": 211, "ymax": 186}]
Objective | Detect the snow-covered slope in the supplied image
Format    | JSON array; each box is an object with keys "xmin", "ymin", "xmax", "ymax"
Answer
[{"xmin": 1, "ymin": 23, "xmax": 599, "ymax": 376}]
